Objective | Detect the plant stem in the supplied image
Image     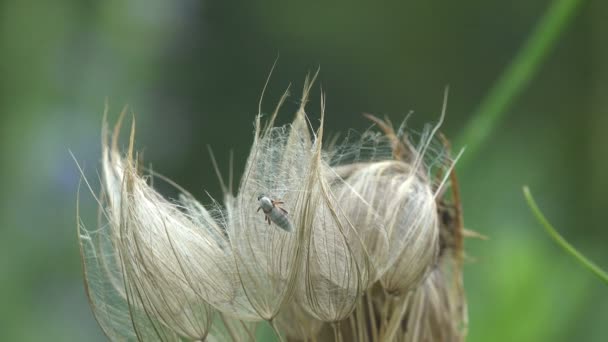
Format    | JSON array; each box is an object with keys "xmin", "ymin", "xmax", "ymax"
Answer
[
  {"xmin": 457, "ymin": 0, "xmax": 584, "ymax": 168},
  {"xmin": 523, "ymin": 186, "xmax": 608, "ymax": 285}
]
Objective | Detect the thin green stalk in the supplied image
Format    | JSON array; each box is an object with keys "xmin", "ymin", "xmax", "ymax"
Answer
[
  {"xmin": 457, "ymin": 0, "xmax": 584, "ymax": 168},
  {"xmin": 523, "ymin": 186, "xmax": 608, "ymax": 285}
]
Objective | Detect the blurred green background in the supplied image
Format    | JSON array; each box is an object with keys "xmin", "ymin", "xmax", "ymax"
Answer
[{"xmin": 0, "ymin": 0, "xmax": 606, "ymax": 341}]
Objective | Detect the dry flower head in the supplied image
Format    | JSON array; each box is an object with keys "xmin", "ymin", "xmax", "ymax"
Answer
[{"xmin": 77, "ymin": 75, "xmax": 468, "ymax": 341}]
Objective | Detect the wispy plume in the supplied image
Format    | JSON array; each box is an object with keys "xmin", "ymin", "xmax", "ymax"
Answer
[{"xmin": 77, "ymin": 76, "xmax": 467, "ymax": 341}]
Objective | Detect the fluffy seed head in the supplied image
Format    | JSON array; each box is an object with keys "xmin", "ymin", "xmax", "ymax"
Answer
[{"xmin": 77, "ymin": 80, "xmax": 466, "ymax": 341}]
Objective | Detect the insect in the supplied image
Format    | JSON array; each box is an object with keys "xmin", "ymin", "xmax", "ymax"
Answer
[{"xmin": 257, "ymin": 195, "xmax": 293, "ymax": 232}]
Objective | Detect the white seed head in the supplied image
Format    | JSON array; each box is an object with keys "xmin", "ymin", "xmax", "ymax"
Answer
[
  {"xmin": 77, "ymin": 83, "xmax": 465, "ymax": 342},
  {"xmin": 345, "ymin": 160, "xmax": 439, "ymax": 295}
]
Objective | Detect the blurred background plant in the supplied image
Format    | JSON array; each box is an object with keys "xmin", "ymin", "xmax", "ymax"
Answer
[{"xmin": 0, "ymin": 0, "xmax": 606, "ymax": 341}]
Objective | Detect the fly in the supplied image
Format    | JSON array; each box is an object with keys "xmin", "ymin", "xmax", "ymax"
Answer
[{"xmin": 257, "ymin": 195, "xmax": 293, "ymax": 232}]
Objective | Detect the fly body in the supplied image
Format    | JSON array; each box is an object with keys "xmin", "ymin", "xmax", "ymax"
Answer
[{"xmin": 257, "ymin": 195, "xmax": 293, "ymax": 232}]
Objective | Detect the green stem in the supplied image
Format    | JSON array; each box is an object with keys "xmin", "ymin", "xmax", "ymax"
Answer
[
  {"xmin": 456, "ymin": 0, "xmax": 584, "ymax": 168},
  {"xmin": 523, "ymin": 186, "xmax": 608, "ymax": 285}
]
